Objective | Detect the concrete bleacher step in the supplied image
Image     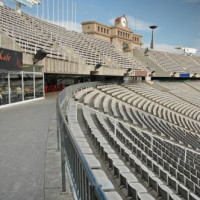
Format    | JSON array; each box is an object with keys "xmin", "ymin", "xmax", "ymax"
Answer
[
  {"xmin": 133, "ymin": 48, "xmax": 169, "ymax": 77},
  {"xmin": 103, "ymin": 96, "xmax": 111, "ymax": 114},
  {"xmin": 82, "ymin": 109, "xmax": 158, "ymax": 199},
  {"xmin": 92, "ymin": 169, "xmax": 115, "ymax": 192},
  {"xmin": 94, "ymin": 109, "xmax": 200, "ymax": 199},
  {"xmin": 104, "ymin": 191, "xmax": 123, "ymax": 200},
  {"xmin": 84, "ymin": 89, "xmax": 100, "ymax": 105},
  {"xmin": 74, "ymin": 87, "xmax": 94, "ymax": 101},
  {"xmin": 94, "ymin": 92, "xmax": 105, "ymax": 109},
  {"xmin": 67, "ymin": 98, "xmax": 125, "ymax": 199},
  {"xmin": 84, "ymin": 154, "xmax": 101, "ymax": 169},
  {"xmin": 93, "ymin": 114, "xmax": 161, "ymax": 199},
  {"xmin": 70, "ymin": 84, "xmax": 200, "ymax": 200}
]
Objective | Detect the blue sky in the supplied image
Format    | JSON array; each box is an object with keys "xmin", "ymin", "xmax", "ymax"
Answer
[{"xmin": 4, "ymin": 0, "xmax": 200, "ymax": 53}]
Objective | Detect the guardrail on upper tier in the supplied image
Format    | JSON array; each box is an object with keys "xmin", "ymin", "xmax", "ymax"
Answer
[{"xmin": 56, "ymin": 82, "xmax": 107, "ymax": 200}]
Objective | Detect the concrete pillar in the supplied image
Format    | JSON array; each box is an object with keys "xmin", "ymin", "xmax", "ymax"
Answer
[
  {"xmin": 123, "ymin": 76, "xmax": 133, "ymax": 84},
  {"xmin": 150, "ymin": 29, "xmax": 154, "ymax": 49},
  {"xmin": 145, "ymin": 76, "xmax": 152, "ymax": 82}
]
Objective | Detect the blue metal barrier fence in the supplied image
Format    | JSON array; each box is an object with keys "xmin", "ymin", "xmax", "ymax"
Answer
[{"xmin": 56, "ymin": 82, "xmax": 107, "ymax": 200}]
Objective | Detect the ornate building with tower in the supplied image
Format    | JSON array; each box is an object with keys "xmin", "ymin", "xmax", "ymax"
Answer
[{"xmin": 82, "ymin": 15, "xmax": 143, "ymax": 54}]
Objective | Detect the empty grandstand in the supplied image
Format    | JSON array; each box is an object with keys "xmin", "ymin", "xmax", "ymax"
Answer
[
  {"xmin": 0, "ymin": 4, "xmax": 147, "ymax": 76},
  {"xmin": 0, "ymin": 2, "xmax": 148, "ymax": 107},
  {"xmin": 1, "ymin": 1, "xmax": 200, "ymax": 200},
  {"xmin": 134, "ymin": 48, "xmax": 200, "ymax": 77},
  {"xmin": 1, "ymin": 1, "xmax": 200, "ymax": 81},
  {"xmin": 57, "ymin": 80, "xmax": 200, "ymax": 200}
]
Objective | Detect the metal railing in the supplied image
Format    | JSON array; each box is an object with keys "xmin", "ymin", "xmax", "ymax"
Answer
[{"xmin": 56, "ymin": 82, "xmax": 107, "ymax": 200}]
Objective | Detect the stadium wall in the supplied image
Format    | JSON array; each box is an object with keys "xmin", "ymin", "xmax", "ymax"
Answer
[
  {"xmin": 0, "ymin": 27, "xmax": 137, "ymax": 78},
  {"xmin": 0, "ymin": 30, "xmax": 21, "ymax": 52}
]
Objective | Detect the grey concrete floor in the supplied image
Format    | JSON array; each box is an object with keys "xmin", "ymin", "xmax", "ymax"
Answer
[
  {"xmin": 45, "ymin": 112, "xmax": 74, "ymax": 200},
  {"xmin": 0, "ymin": 93, "xmax": 73, "ymax": 200}
]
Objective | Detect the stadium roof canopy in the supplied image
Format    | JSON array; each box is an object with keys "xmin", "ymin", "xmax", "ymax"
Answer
[{"xmin": 15, "ymin": 0, "xmax": 40, "ymax": 7}]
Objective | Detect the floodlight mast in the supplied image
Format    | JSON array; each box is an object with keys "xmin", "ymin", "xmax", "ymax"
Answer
[{"xmin": 149, "ymin": 25, "xmax": 158, "ymax": 49}]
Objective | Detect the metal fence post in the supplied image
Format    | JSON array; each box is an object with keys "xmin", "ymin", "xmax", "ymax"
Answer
[
  {"xmin": 151, "ymin": 136, "xmax": 154, "ymax": 150},
  {"xmin": 60, "ymin": 120, "xmax": 66, "ymax": 193},
  {"xmin": 76, "ymin": 103, "xmax": 78, "ymax": 122},
  {"xmin": 114, "ymin": 120, "xmax": 117, "ymax": 137},
  {"xmin": 56, "ymin": 102, "xmax": 61, "ymax": 151},
  {"xmin": 184, "ymin": 149, "xmax": 187, "ymax": 163},
  {"xmin": 56, "ymin": 82, "xmax": 114, "ymax": 200}
]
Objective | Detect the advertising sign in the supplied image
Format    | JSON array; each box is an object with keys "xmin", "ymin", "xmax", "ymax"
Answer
[
  {"xmin": 179, "ymin": 73, "xmax": 190, "ymax": 78},
  {"xmin": 134, "ymin": 70, "xmax": 148, "ymax": 77},
  {"xmin": 0, "ymin": 48, "xmax": 22, "ymax": 71}
]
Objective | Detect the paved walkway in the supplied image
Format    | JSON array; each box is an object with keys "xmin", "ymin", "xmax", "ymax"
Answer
[{"xmin": 0, "ymin": 94, "xmax": 73, "ymax": 200}]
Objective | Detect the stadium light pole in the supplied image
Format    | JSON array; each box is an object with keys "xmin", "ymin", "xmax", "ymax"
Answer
[
  {"xmin": 149, "ymin": 25, "xmax": 158, "ymax": 49},
  {"xmin": 75, "ymin": 2, "xmax": 76, "ymax": 31},
  {"xmin": 72, "ymin": 0, "xmax": 73, "ymax": 30},
  {"xmin": 67, "ymin": 0, "xmax": 68, "ymax": 29},
  {"xmin": 36, "ymin": 3, "xmax": 38, "ymax": 18},
  {"xmin": 53, "ymin": 0, "xmax": 55, "ymax": 23},
  {"xmin": 47, "ymin": 0, "xmax": 49, "ymax": 21},
  {"xmin": 62, "ymin": 0, "xmax": 64, "ymax": 27},
  {"xmin": 42, "ymin": 0, "xmax": 44, "ymax": 19},
  {"xmin": 57, "ymin": 0, "xmax": 59, "ymax": 25}
]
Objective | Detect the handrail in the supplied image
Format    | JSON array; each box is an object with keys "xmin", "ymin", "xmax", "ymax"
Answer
[{"xmin": 56, "ymin": 82, "xmax": 107, "ymax": 200}]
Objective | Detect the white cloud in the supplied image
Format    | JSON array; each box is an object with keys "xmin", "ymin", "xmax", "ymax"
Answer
[
  {"xmin": 175, "ymin": 0, "xmax": 200, "ymax": 3},
  {"xmin": 143, "ymin": 43, "xmax": 182, "ymax": 53},
  {"xmin": 193, "ymin": 39, "xmax": 200, "ymax": 49},
  {"xmin": 126, "ymin": 15, "xmax": 151, "ymax": 32},
  {"xmin": 108, "ymin": 18, "xmax": 115, "ymax": 25},
  {"xmin": 109, "ymin": 16, "xmax": 152, "ymax": 32},
  {"xmin": 185, "ymin": 0, "xmax": 200, "ymax": 3},
  {"xmin": 142, "ymin": 42, "xmax": 200, "ymax": 54},
  {"xmin": 51, "ymin": 20, "xmax": 82, "ymax": 32}
]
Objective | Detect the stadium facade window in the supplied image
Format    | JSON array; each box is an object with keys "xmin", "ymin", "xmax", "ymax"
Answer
[
  {"xmin": 35, "ymin": 74, "xmax": 43, "ymax": 98},
  {"xmin": 0, "ymin": 73, "xmax": 9, "ymax": 105},
  {"xmin": 98, "ymin": 26, "xmax": 100, "ymax": 32},
  {"xmin": 101, "ymin": 27, "xmax": 103, "ymax": 32},
  {"xmin": 0, "ymin": 71, "xmax": 44, "ymax": 107},
  {"xmin": 10, "ymin": 73, "xmax": 22, "ymax": 103},
  {"xmin": 24, "ymin": 73, "xmax": 34, "ymax": 100},
  {"xmin": 107, "ymin": 29, "xmax": 109, "ymax": 34}
]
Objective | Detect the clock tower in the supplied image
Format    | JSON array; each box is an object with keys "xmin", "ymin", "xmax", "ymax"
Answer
[
  {"xmin": 115, "ymin": 15, "xmax": 128, "ymax": 28},
  {"xmin": 82, "ymin": 15, "xmax": 143, "ymax": 54}
]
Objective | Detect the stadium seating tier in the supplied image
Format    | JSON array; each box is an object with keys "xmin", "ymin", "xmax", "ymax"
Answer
[{"xmin": 65, "ymin": 81, "xmax": 200, "ymax": 200}]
